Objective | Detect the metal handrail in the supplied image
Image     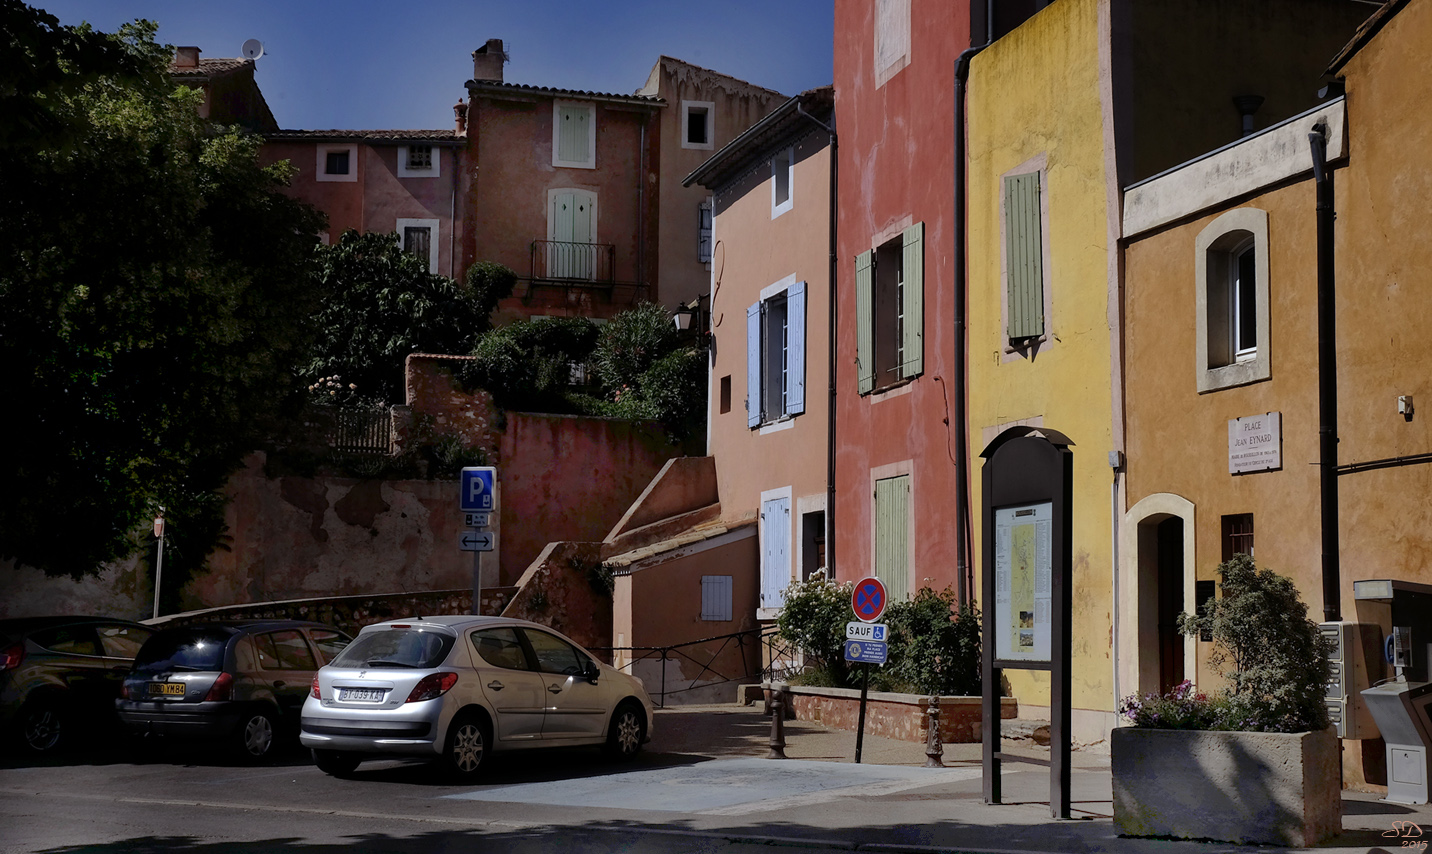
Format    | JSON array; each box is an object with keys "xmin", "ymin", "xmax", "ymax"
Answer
[{"xmin": 591, "ymin": 626, "xmax": 800, "ymax": 708}]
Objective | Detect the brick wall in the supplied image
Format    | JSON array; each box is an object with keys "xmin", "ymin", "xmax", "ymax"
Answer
[
  {"xmin": 783, "ymin": 686, "xmax": 1018, "ymax": 744},
  {"xmin": 151, "ymin": 587, "xmax": 516, "ymax": 638}
]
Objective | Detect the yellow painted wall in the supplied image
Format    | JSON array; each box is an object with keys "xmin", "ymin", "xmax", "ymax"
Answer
[{"xmin": 966, "ymin": 0, "xmax": 1117, "ymax": 724}]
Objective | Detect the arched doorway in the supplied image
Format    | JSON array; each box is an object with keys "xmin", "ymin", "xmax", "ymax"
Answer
[{"xmin": 1119, "ymin": 494, "xmax": 1196, "ymax": 699}]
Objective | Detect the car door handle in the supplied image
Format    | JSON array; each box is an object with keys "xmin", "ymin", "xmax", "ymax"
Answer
[
  {"xmin": 487, "ymin": 681, "xmax": 504, "ymax": 691},
  {"xmin": 548, "ymin": 683, "xmax": 563, "ymax": 694},
  {"xmin": 273, "ymin": 681, "xmax": 286, "ymax": 688}
]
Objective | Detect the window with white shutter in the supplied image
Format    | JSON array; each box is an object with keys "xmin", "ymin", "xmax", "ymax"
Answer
[{"xmin": 552, "ymin": 101, "xmax": 596, "ymax": 169}]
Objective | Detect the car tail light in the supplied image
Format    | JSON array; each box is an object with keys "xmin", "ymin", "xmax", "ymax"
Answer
[
  {"xmin": 310, "ymin": 675, "xmax": 320, "ymax": 699},
  {"xmin": 204, "ymin": 671, "xmax": 234, "ymax": 702},
  {"xmin": 0, "ymin": 642, "xmax": 23, "ymax": 672},
  {"xmin": 120, "ymin": 681, "xmax": 131, "ymax": 699},
  {"xmin": 404, "ymin": 672, "xmax": 458, "ymax": 703}
]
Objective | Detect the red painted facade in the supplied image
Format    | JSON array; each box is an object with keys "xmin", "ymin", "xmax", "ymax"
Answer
[{"xmin": 832, "ymin": 1, "xmax": 974, "ymax": 592}]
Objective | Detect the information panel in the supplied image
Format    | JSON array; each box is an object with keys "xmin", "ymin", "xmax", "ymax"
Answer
[{"xmin": 994, "ymin": 501, "xmax": 1053, "ymax": 662}]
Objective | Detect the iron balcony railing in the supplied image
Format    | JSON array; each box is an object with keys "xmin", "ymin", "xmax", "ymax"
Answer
[
  {"xmin": 312, "ymin": 405, "xmax": 392, "ymax": 455},
  {"xmin": 530, "ymin": 240, "xmax": 615, "ymax": 285}
]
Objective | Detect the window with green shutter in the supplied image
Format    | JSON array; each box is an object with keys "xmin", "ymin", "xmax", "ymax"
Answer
[
  {"xmin": 1004, "ymin": 172, "xmax": 1044, "ymax": 342},
  {"xmin": 553, "ymin": 102, "xmax": 595, "ymax": 168},
  {"xmin": 874, "ymin": 474, "xmax": 911, "ymax": 602},
  {"xmin": 857, "ymin": 221, "xmax": 924, "ymax": 395}
]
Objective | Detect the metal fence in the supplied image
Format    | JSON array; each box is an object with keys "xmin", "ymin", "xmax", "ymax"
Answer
[
  {"xmin": 592, "ymin": 626, "xmax": 802, "ymax": 708},
  {"xmin": 317, "ymin": 406, "xmax": 392, "ymax": 455},
  {"xmin": 530, "ymin": 239, "xmax": 615, "ymax": 284}
]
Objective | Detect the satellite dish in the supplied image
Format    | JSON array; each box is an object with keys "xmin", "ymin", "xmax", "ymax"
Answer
[{"xmin": 241, "ymin": 39, "xmax": 265, "ymax": 60}]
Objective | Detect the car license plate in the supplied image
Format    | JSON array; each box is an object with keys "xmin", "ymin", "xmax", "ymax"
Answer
[
  {"xmin": 340, "ymin": 687, "xmax": 385, "ymax": 702},
  {"xmin": 148, "ymin": 682, "xmax": 185, "ymax": 697}
]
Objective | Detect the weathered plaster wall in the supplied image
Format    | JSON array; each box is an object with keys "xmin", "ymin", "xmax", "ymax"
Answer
[
  {"xmin": 0, "ymin": 556, "xmax": 149, "ymax": 622},
  {"xmin": 832, "ymin": 0, "xmax": 972, "ymax": 600},
  {"xmin": 501, "ymin": 540, "xmax": 612, "ymax": 657},
  {"xmin": 646, "ymin": 58, "xmax": 784, "ymax": 309},
  {"xmin": 707, "ymin": 134, "xmax": 832, "ymax": 582},
  {"xmin": 965, "ymin": 0, "xmax": 1114, "ymax": 724}
]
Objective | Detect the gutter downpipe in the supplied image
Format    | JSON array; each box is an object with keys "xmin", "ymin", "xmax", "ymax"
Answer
[
  {"xmin": 954, "ymin": 31, "xmax": 989, "ymax": 606},
  {"xmin": 1311, "ymin": 124, "xmax": 1341, "ymax": 623},
  {"xmin": 796, "ymin": 102, "xmax": 839, "ymax": 579}
]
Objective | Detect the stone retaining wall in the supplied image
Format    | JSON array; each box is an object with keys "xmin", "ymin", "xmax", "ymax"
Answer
[
  {"xmin": 777, "ymin": 685, "xmax": 1018, "ymax": 743},
  {"xmin": 148, "ymin": 587, "xmax": 516, "ymax": 638}
]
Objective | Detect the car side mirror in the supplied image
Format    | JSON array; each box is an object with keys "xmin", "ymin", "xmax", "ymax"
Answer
[{"xmin": 583, "ymin": 661, "xmax": 600, "ymax": 684}]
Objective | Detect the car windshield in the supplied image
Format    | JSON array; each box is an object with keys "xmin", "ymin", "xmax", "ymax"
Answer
[
  {"xmin": 331, "ymin": 628, "xmax": 454, "ymax": 669},
  {"xmin": 133, "ymin": 627, "xmax": 233, "ymax": 673}
]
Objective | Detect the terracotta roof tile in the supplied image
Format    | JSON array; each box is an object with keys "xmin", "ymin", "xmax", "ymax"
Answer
[
  {"xmin": 265, "ymin": 129, "xmax": 463, "ymax": 143},
  {"xmin": 169, "ymin": 57, "xmax": 251, "ymax": 77}
]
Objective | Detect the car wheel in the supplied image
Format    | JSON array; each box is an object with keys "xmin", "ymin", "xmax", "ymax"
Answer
[
  {"xmin": 17, "ymin": 695, "xmax": 67, "ymax": 754},
  {"xmin": 312, "ymin": 749, "xmax": 362, "ymax": 777},
  {"xmin": 234, "ymin": 708, "xmax": 278, "ymax": 762},
  {"xmin": 441, "ymin": 713, "xmax": 488, "ymax": 781},
  {"xmin": 605, "ymin": 702, "xmax": 645, "ymax": 761}
]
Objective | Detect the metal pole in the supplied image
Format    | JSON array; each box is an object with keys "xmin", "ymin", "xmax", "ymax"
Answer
[
  {"xmin": 151, "ymin": 528, "xmax": 166, "ymax": 621},
  {"xmin": 1311, "ymin": 126, "xmax": 1341, "ymax": 623},
  {"xmin": 471, "ymin": 547, "xmax": 482, "ymax": 615},
  {"xmin": 854, "ymin": 663, "xmax": 869, "ymax": 763}
]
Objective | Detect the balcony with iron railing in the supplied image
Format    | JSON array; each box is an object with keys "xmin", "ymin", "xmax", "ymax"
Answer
[{"xmin": 530, "ymin": 240, "xmax": 615, "ymax": 286}]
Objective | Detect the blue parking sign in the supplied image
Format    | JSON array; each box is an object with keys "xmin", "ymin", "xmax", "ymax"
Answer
[{"xmin": 460, "ymin": 467, "xmax": 496, "ymax": 512}]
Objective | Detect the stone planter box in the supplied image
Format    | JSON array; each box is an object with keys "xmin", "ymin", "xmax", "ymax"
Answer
[
  {"xmin": 1112, "ymin": 726, "xmax": 1341, "ymax": 846},
  {"xmin": 775, "ymin": 685, "xmax": 1017, "ymax": 743}
]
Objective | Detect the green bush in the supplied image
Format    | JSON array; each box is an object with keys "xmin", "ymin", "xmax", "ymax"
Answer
[
  {"xmin": 777, "ymin": 580, "xmax": 983, "ymax": 695},
  {"xmin": 883, "ymin": 587, "xmax": 982, "ymax": 696},
  {"xmin": 1121, "ymin": 554, "xmax": 1333, "ymax": 732}
]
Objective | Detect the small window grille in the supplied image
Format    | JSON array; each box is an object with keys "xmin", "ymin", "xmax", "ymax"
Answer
[
  {"xmin": 403, "ymin": 226, "xmax": 431, "ymax": 265},
  {"xmin": 325, "ymin": 151, "xmax": 350, "ymax": 175},
  {"xmin": 406, "ymin": 145, "xmax": 432, "ymax": 171},
  {"xmin": 1221, "ymin": 513, "xmax": 1255, "ymax": 561}
]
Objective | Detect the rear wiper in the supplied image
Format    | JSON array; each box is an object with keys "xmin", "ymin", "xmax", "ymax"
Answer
[{"xmin": 365, "ymin": 659, "xmax": 418, "ymax": 668}]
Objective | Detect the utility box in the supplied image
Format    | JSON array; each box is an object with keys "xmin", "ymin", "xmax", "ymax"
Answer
[
  {"xmin": 1320, "ymin": 621, "xmax": 1378, "ymax": 739},
  {"xmin": 1361, "ymin": 681, "xmax": 1432, "ymax": 804}
]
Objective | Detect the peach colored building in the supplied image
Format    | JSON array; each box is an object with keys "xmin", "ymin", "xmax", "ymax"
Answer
[
  {"xmin": 261, "ymin": 130, "xmax": 466, "ymax": 278},
  {"xmin": 1121, "ymin": 0, "xmax": 1431, "ymax": 791}
]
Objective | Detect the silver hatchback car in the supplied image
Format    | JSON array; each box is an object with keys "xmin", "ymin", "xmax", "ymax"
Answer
[{"xmin": 300, "ymin": 616, "xmax": 654, "ymax": 779}]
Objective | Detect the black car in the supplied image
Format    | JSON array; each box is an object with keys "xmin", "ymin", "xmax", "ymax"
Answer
[
  {"xmin": 117, "ymin": 619, "xmax": 349, "ymax": 761},
  {"xmin": 0, "ymin": 616, "xmax": 154, "ymax": 754}
]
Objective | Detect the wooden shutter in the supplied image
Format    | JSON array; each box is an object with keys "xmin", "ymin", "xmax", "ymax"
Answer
[
  {"xmin": 874, "ymin": 475, "xmax": 910, "ymax": 603},
  {"xmin": 760, "ymin": 497, "xmax": 791, "ymax": 608},
  {"xmin": 786, "ymin": 282, "xmax": 806, "ymax": 416},
  {"xmin": 901, "ymin": 222, "xmax": 924, "ymax": 379},
  {"xmin": 747, "ymin": 302, "xmax": 762, "ymax": 428},
  {"xmin": 701, "ymin": 575, "xmax": 733, "ymax": 621},
  {"xmin": 855, "ymin": 250, "xmax": 874, "ymax": 394},
  {"xmin": 558, "ymin": 105, "xmax": 590, "ymax": 164},
  {"xmin": 1004, "ymin": 172, "xmax": 1044, "ymax": 341},
  {"xmin": 698, "ymin": 199, "xmax": 713, "ymax": 263}
]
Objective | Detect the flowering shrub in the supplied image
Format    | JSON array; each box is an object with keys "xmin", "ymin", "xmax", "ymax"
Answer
[{"xmin": 1120, "ymin": 554, "xmax": 1333, "ymax": 733}]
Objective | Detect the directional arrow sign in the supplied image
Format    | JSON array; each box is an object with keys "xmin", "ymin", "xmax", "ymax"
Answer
[{"xmin": 459, "ymin": 530, "xmax": 494, "ymax": 552}]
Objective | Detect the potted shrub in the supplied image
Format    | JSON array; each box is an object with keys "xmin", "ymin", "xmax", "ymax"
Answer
[{"xmin": 1112, "ymin": 554, "xmax": 1340, "ymax": 846}]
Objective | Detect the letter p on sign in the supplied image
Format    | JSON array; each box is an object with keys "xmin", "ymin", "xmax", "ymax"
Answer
[{"xmin": 460, "ymin": 467, "xmax": 496, "ymax": 512}]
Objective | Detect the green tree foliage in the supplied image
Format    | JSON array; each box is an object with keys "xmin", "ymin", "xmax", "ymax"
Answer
[
  {"xmin": 883, "ymin": 587, "xmax": 982, "ymax": 696},
  {"xmin": 1177, "ymin": 554, "xmax": 1333, "ymax": 732},
  {"xmin": 305, "ymin": 231, "xmax": 515, "ymax": 403},
  {"xmin": 0, "ymin": 14, "xmax": 326, "ymax": 584},
  {"xmin": 466, "ymin": 317, "xmax": 600, "ymax": 412},
  {"xmin": 775, "ymin": 576, "xmax": 855, "ymax": 688}
]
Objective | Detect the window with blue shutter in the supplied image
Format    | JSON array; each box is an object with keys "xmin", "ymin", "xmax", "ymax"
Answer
[
  {"xmin": 701, "ymin": 575, "xmax": 733, "ymax": 621},
  {"xmin": 1004, "ymin": 172, "xmax": 1044, "ymax": 341},
  {"xmin": 760, "ymin": 497, "xmax": 791, "ymax": 609},
  {"xmin": 746, "ymin": 281, "xmax": 808, "ymax": 427}
]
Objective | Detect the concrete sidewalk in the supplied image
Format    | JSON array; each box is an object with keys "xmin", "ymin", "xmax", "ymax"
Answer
[{"xmin": 635, "ymin": 703, "xmax": 1432, "ymax": 853}]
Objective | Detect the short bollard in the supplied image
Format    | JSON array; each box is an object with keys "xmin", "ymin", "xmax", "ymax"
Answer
[
  {"xmin": 767, "ymin": 684, "xmax": 788, "ymax": 759},
  {"xmin": 924, "ymin": 696, "xmax": 944, "ymax": 768}
]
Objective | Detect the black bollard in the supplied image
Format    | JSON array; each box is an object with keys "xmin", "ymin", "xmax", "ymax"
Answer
[
  {"xmin": 924, "ymin": 695, "xmax": 945, "ymax": 768},
  {"xmin": 767, "ymin": 683, "xmax": 788, "ymax": 759}
]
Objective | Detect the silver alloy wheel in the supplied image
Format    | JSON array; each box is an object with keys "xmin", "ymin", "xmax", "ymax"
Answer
[
  {"xmin": 22, "ymin": 702, "xmax": 62, "ymax": 752},
  {"xmin": 241, "ymin": 712, "xmax": 274, "ymax": 757},
  {"xmin": 614, "ymin": 708, "xmax": 642, "ymax": 756},
  {"xmin": 448, "ymin": 721, "xmax": 484, "ymax": 773}
]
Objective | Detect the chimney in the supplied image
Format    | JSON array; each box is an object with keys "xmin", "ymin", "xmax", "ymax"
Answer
[
  {"xmin": 174, "ymin": 46, "xmax": 201, "ymax": 68},
  {"xmin": 472, "ymin": 39, "xmax": 504, "ymax": 83},
  {"xmin": 454, "ymin": 99, "xmax": 468, "ymax": 136}
]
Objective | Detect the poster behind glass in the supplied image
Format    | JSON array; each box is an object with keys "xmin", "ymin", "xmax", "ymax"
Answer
[{"xmin": 994, "ymin": 502, "xmax": 1052, "ymax": 662}]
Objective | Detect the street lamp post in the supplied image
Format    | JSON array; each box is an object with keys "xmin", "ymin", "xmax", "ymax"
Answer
[{"xmin": 152, "ymin": 510, "xmax": 166, "ymax": 620}]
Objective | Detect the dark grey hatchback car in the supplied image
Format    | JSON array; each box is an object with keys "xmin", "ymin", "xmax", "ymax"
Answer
[{"xmin": 117, "ymin": 619, "xmax": 349, "ymax": 761}]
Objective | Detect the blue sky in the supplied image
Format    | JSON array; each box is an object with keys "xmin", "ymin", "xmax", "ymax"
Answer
[{"xmin": 40, "ymin": 1, "xmax": 835, "ymax": 130}]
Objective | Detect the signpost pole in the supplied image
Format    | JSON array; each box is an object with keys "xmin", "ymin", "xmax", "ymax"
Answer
[
  {"xmin": 472, "ymin": 547, "xmax": 482, "ymax": 616},
  {"xmin": 854, "ymin": 663, "xmax": 869, "ymax": 764}
]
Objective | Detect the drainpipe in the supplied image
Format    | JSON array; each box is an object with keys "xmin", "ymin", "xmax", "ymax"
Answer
[
  {"xmin": 796, "ymin": 102, "xmax": 838, "ymax": 579},
  {"xmin": 1310, "ymin": 124, "xmax": 1340, "ymax": 623},
  {"xmin": 953, "ymin": 30, "xmax": 989, "ymax": 606},
  {"xmin": 638, "ymin": 116, "xmax": 648, "ymax": 301}
]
